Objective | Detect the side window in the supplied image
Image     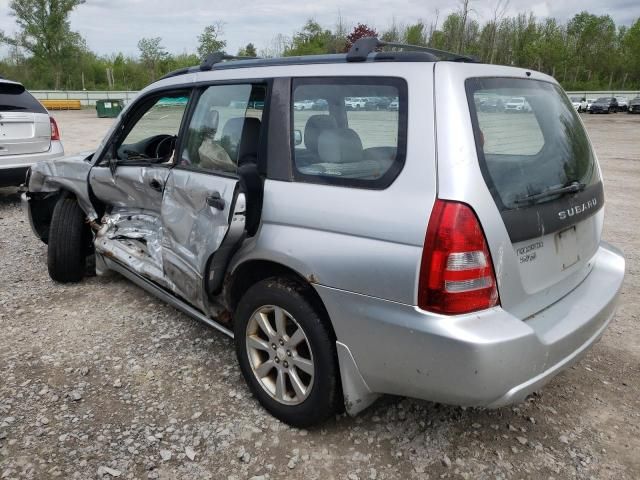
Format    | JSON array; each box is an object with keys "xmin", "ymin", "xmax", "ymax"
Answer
[
  {"xmin": 291, "ymin": 77, "xmax": 406, "ymax": 188},
  {"xmin": 118, "ymin": 93, "xmax": 190, "ymax": 161},
  {"xmin": 180, "ymin": 84, "xmax": 265, "ymax": 174}
]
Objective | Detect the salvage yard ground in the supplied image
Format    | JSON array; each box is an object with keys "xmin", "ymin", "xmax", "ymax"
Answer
[{"xmin": 0, "ymin": 110, "xmax": 639, "ymax": 479}]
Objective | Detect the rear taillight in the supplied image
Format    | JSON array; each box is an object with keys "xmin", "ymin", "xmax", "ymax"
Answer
[
  {"xmin": 418, "ymin": 199, "xmax": 499, "ymax": 314},
  {"xmin": 50, "ymin": 116, "xmax": 60, "ymax": 141}
]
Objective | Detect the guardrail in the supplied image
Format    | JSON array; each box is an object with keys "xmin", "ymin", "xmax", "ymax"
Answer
[
  {"xmin": 566, "ymin": 91, "xmax": 640, "ymax": 99},
  {"xmin": 30, "ymin": 90, "xmax": 139, "ymax": 107}
]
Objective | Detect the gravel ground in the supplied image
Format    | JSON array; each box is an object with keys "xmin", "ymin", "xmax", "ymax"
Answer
[{"xmin": 1, "ymin": 110, "xmax": 639, "ymax": 479}]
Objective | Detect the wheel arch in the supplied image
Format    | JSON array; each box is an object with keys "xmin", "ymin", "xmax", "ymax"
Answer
[
  {"xmin": 26, "ymin": 188, "xmax": 76, "ymax": 244},
  {"xmin": 225, "ymin": 259, "xmax": 336, "ymax": 341}
]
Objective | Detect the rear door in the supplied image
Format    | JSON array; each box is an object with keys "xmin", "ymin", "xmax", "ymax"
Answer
[
  {"xmin": 0, "ymin": 82, "xmax": 50, "ymax": 156},
  {"xmin": 436, "ymin": 66, "xmax": 604, "ymax": 319},
  {"xmin": 161, "ymin": 82, "xmax": 266, "ymax": 310}
]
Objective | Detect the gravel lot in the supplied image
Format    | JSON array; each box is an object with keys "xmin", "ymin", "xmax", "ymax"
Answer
[{"xmin": 1, "ymin": 110, "xmax": 639, "ymax": 479}]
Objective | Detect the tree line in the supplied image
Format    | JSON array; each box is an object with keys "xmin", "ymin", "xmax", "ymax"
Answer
[{"xmin": 1, "ymin": 0, "xmax": 639, "ymax": 91}]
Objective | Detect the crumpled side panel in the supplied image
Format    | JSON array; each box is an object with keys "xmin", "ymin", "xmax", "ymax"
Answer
[
  {"xmin": 28, "ymin": 151, "xmax": 97, "ymax": 220},
  {"xmin": 94, "ymin": 209, "xmax": 175, "ymax": 292}
]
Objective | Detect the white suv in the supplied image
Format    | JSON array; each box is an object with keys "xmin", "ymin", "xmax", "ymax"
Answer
[
  {"xmin": 0, "ymin": 79, "xmax": 63, "ymax": 187},
  {"xmin": 23, "ymin": 39, "xmax": 625, "ymax": 427}
]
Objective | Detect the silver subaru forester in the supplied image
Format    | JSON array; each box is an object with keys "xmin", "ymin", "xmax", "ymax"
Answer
[{"xmin": 22, "ymin": 38, "xmax": 625, "ymax": 427}]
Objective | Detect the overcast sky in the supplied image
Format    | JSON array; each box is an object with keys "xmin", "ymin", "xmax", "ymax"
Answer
[{"xmin": 0, "ymin": 0, "xmax": 638, "ymax": 57}]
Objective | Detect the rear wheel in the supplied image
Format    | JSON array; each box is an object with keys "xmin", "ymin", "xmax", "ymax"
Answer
[
  {"xmin": 234, "ymin": 278, "xmax": 340, "ymax": 427},
  {"xmin": 47, "ymin": 197, "xmax": 90, "ymax": 283}
]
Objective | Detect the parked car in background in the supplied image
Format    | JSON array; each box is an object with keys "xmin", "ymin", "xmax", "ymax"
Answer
[
  {"xmin": 504, "ymin": 96, "xmax": 532, "ymax": 112},
  {"xmin": 22, "ymin": 38, "xmax": 625, "ymax": 427},
  {"xmin": 570, "ymin": 96, "xmax": 587, "ymax": 112},
  {"xmin": 589, "ymin": 97, "xmax": 618, "ymax": 114},
  {"xmin": 0, "ymin": 79, "xmax": 64, "ymax": 187},
  {"xmin": 387, "ymin": 98, "xmax": 399, "ymax": 110},
  {"xmin": 478, "ymin": 95, "xmax": 505, "ymax": 112},
  {"xmin": 364, "ymin": 96, "xmax": 391, "ymax": 110},
  {"xmin": 616, "ymin": 97, "xmax": 628, "ymax": 112},
  {"xmin": 585, "ymin": 98, "xmax": 596, "ymax": 111},
  {"xmin": 344, "ymin": 97, "xmax": 366, "ymax": 109},
  {"xmin": 312, "ymin": 98, "xmax": 329, "ymax": 110},
  {"xmin": 627, "ymin": 97, "xmax": 640, "ymax": 114},
  {"xmin": 293, "ymin": 99, "xmax": 315, "ymax": 110}
]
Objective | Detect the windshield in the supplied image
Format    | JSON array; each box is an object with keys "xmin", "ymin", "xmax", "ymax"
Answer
[
  {"xmin": 466, "ymin": 77, "xmax": 599, "ymax": 210},
  {"xmin": 596, "ymin": 97, "xmax": 610, "ymax": 102}
]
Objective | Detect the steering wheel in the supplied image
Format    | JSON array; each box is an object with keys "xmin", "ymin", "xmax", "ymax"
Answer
[{"xmin": 155, "ymin": 135, "xmax": 177, "ymax": 160}]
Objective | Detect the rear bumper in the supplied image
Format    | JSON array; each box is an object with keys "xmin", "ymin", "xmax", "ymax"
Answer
[
  {"xmin": 318, "ymin": 242, "xmax": 624, "ymax": 411},
  {"xmin": 0, "ymin": 141, "xmax": 64, "ymax": 173}
]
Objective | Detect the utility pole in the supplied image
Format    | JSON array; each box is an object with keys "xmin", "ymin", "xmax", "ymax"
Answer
[{"xmin": 81, "ymin": 72, "xmax": 86, "ymax": 91}]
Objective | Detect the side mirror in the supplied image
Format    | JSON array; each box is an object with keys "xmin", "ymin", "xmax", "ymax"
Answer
[{"xmin": 294, "ymin": 129, "xmax": 303, "ymax": 146}]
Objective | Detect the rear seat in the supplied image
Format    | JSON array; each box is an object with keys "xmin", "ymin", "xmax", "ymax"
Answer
[{"xmin": 298, "ymin": 127, "xmax": 394, "ymax": 180}]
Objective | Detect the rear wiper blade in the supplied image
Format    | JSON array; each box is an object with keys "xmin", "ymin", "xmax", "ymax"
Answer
[{"xmin": 515, "ymin": 181, "xmax": 586, "ymax": 204}]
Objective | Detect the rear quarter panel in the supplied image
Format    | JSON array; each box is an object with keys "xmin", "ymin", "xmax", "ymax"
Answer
[{"xmin": 230, "ymin": 64, "xmax": 437, "ymax": 304}]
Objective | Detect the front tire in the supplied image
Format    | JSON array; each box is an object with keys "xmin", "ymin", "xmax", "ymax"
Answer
[
  {"xmin": 234, "ymin": 278, "xmax": 340, "ymax": 427},
  {"xmin": 47, "ymin": 197, "xmax": 90, "ymax": 283}
]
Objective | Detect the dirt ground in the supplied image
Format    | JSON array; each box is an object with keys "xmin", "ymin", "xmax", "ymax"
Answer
[{"xmin": 0, "ymin": 110, "xmax": 639, "ymax": 479}]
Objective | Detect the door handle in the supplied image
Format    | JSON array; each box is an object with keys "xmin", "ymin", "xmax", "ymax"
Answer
[
  {"xmin": 206, "ymin": 191, "xmax": 225, "ymax": 210},
  {"xmin": 149, "ymin": 179, "xmax": 163, "ymax": 192}
]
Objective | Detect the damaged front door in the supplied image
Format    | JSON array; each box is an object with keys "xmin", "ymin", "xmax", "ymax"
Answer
[
  {"xmin": 160, "ymin": 83, "xmax": 265, "ymax": 311},
  {"xmin": 90, "ymin": 91, "xmax": 191, "ymax": 288}
]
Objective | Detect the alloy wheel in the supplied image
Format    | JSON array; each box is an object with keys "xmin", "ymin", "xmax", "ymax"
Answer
[{"xmin": 245, "ymin": 305, "xmax": 315, "ymax": 405}]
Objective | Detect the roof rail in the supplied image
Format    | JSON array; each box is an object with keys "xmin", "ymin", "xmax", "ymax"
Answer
[
  {"xmin": 200, "ymin": 52, "xmax": 262, "ymax": 71},
  {"xmin": 346, "ymin": 36, "xmax": 478, "ymax": 63},
  {"xmin": 159, "ymin": 53, "xmax": 262, "ymax": 80}
]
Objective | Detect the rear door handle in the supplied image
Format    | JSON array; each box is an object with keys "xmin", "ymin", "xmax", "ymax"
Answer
[
  {"xmin": 149, "ymin": 179, "xmax": 163, "ymax": 192},
  {"xmin": 206, "ymin": 191, "xmax": 225, "ymax": 210}
]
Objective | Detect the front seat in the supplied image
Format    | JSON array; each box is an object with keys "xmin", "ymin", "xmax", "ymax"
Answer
[{"xmin": 296, "ymin": 115, "xmax": 337, "ymax": 166}]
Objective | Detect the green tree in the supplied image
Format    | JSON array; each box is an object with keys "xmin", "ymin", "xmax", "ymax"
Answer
[
  {"xmin": 237, "ymin": 43, "xmax": 257, "ymax": 57},
  {"xmin": 197, "ymin": 23, "xmax": 226, "ymax": 58},
  {"xmin": 284, "ymin": 20, "xmax": 333, "ymax": 56},
  {"xmin": 1, "ymin": 0, "xmax": 86, "ymax": 89},
  {"xmin": 138, "ymin": 37, "xmax": 168, "ymax": 82}
]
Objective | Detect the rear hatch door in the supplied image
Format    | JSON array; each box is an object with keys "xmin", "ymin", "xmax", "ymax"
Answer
[
  {"xmin": 0, "ymin": 82, "xmax": 51, "ymax": 156},
  {"xmin": 435, "ymin": 65, "xmax": 603, "ymax": 320}
]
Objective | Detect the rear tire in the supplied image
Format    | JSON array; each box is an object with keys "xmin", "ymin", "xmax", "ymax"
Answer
[
  {"xmin": 234, "ymin": 278, "xmax": 340, "ymax": 427},
  {"xmin": 47, "ymin": 197, "xmax": 90, "ymax": 283}
]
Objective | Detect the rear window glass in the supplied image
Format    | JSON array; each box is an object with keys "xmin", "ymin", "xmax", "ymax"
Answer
[
  {"xmin": 467, "ymin": 78, "xmax": 599, "ymax": 210},
  {"xmin": 0, "ymin": 82, "xmax": 47, "ymax": 113},
  {"xmin": 291, "ymin": 77, "xmax": 407, "ymax": 189}
]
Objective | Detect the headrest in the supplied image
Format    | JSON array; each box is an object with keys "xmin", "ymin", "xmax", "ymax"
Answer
[
  {"xmin": 221, "ymin": 117, "xmax": 245, "ymax": 147},
  {"xmin": 317, "ymin": 128, "xmax": 363, "ymax": 164},
  {"xmin": 221, "ymin": 117, "xmax": 261, "ymax": 162},
  {"xmin": 238, "ymin": 117, "xmax": 262, "ymax": 163},
  {"xmin": 304, "ymin": 115, "xmax": 337, "ymax": 154}
]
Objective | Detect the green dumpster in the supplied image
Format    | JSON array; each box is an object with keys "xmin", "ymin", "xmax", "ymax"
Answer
[{"xmin": 96, "ymin": 99, "xmax": 124, "ymax": 118}]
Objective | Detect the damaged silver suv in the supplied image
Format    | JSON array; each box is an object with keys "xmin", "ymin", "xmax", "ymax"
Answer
[{"xmin": 23, "ymin": 38, "xmax": 625, "ymax": 427}]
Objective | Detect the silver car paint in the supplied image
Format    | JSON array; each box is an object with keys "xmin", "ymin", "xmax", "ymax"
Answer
[
  {"xmin": 160, "ymin": 169, "xmax": 240, "ymax": 311},
  {"xmin": 24, "ymin": 61, "xmax": 625, "ymax": 417}
]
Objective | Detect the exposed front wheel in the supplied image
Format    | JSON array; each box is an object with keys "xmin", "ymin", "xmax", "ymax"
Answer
[
  {"xmin": 47, "ymin": 197, "xmax": 91, "ymax": 283},
  {"xmin": 234, "ymin": 278, "xmax": 340, "ymax": 427}
]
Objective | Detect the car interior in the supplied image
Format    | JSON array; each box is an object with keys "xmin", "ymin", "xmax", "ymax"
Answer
[{"xmin": 293, "ymin": 84, "xmax": 399, "ymax": 181}]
